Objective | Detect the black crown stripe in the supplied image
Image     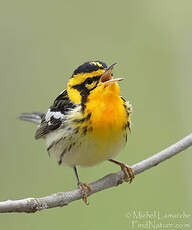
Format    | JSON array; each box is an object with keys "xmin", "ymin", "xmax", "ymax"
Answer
[{"xmin": 73, "ymin": 61, "xmax": 107, "ymax": 76}]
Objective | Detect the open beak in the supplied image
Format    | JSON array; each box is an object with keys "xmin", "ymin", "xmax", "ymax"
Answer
[{"xmin": 100, "ymin": 63, "xmax": 124, "ymax": 83}]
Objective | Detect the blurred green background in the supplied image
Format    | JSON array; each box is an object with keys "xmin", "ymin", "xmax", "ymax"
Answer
[{"xmin": 0, "ymin": 0, "xmax": 192, "ymax": 229}]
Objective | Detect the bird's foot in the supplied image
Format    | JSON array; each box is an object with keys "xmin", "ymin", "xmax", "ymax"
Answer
[
  {"xmin": 109, "ymin": 159, "xmax": 135, "ymax": 183},
  {"xmin": 78, "ymin": 182, "xmax": 92, "ymax": 205},
  {"xmin": 120, "ymin": 163, "xmax": 135, "ymax": 183}
]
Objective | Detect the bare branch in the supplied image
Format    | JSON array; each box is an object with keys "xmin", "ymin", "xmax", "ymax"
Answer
[{"xmin": 0, "ymin": 133, "xmax": 192, "ymax": 213}]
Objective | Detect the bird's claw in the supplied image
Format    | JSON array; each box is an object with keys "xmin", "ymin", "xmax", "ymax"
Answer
[
  {"xmin": 109, "ymin": 159, "xmax": 135, "ymax": 183},
  {"xmin": 120, "ymin": 164, "xmax": 135, "ymax": 183},
  {"xmin": 78, "ymin": 182, "xmax": 92, "ymax": 205}
]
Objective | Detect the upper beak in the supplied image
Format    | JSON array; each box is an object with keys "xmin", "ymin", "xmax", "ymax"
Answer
[{"xmin": 100, "ymin": 62, "xmax": 124, "ymax": 83}]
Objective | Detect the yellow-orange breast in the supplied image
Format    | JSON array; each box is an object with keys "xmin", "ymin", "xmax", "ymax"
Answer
[{"xmin": 85, "ymin": 82, "xmax": 127, "ymax": 137}]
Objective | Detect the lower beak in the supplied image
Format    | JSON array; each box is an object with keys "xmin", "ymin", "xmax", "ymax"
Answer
[{"xmin": 104, "ymin": 78, "xmax": 124, "ymax": 83}]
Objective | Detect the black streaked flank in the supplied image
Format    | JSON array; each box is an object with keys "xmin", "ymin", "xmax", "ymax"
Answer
[
  {"xmin": 123, "ymin": 103, "xmax": 130, "ymax": 118},
  {"xmin": 58, "ymin": 148, "xmax": 68, "ymax": 165},
  {"xmin": 125, "ymin": 133, "xmax": 128, "ymax": 142},
  {"xmin": 47, "ymin": 137, "xmax": 63, "ymax": 152},
  {"xmin": 73, "ymin": 61, "xmax": 107, "ymax": 75},
  {"xmin": 58, "ymin": 141, "xmax": 76, "ymax": 165},
  {"xmin": 73, "ymin": 113, "xmax": 91, "ymax": 123},
  {"xmin": 82, "ymin": 126, "xmax": 88, "ymax": 136},
  {"xmin": 88, "ymin": 126, "xmax": 93, "ymax": 132},
  {"xmin": 123, "ymin": 121, "xmax": 130, "ymax": 131},
  {"xmin": 68, "ymin": 144, "xmax": 72, "ymax": 152},
  {"xmin": 74, "ymin": 127, "xmax": 80, "ymax": 134}
]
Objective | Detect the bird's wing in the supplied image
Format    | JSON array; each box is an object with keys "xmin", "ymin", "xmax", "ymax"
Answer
[{"xmin": 35, "ymin": 89, "xmax": 76, "ymax": 139}]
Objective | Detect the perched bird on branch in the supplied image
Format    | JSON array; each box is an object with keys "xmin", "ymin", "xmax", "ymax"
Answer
[{"xmin": 20, "ymin": 61, "xmax": 134, "ymax": 204}]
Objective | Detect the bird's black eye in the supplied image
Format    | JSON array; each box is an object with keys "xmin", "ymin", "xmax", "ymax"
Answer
[{"xmin": 85, "ymin": 78, "xmax": 93, "ymax": 84}]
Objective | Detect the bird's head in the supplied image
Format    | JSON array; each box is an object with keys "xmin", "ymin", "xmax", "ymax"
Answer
[{"xmin": 67, "ymin": 61, "xmax": 123, "ymax": 105}]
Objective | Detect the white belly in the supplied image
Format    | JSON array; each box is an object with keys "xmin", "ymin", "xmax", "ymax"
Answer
[{"xmin": 45, "ymin": 128, "xmax": 127, "ymax": 167}]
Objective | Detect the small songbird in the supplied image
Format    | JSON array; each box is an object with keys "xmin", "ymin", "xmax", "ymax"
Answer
[{"xmin": 20, "ymin": 61, "xmax": 134, "ymax": 204}]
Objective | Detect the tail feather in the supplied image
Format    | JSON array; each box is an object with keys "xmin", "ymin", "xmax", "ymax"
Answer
[{"xmin": 19, "ymin": 112, "xmax": 44, "ymax": 125}]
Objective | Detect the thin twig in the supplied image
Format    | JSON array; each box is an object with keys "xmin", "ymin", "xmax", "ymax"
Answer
[{"xmin": 0, "ymin": 133, "xmax": 191, "ymax": 213}]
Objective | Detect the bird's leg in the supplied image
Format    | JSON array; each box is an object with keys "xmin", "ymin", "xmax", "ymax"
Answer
[
  {"xmin": 73, "ymin": 166, "xmax": 92, "ymax": 205},
  {"xmin": 109, "ymin": 159, "xmax": 135, "ymax": 183}
]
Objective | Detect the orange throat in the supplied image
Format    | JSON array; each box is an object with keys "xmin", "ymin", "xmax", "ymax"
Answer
[{"xmin": 85, "ymin": 82, "xmax": 127, "ymax": 134}]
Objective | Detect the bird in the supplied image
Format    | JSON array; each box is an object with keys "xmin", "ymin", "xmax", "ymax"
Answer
[{"xmin": 19, "ymin": 61, "xmax": 134, "ymax": 204}]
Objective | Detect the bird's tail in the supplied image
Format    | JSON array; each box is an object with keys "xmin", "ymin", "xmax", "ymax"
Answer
[{"xmin": 19, "ymin": 112, "xmax": 45, "ymax": 125}]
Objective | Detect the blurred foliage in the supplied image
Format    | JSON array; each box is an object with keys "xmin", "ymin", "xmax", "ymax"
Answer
[{"xmin": 0, "ymin": 0, "xmax": 192, "ymax": 229}]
